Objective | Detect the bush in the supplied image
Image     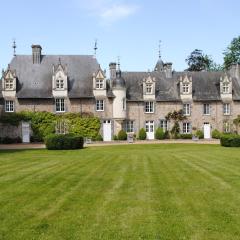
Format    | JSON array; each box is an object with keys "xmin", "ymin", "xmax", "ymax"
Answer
[
  {"xmin": 113, "ymin": 135, "xmax": 118, "ymax": 140},
  {"xmin": 220, "ymin": 134, "xmax": 240, "ymax": 147},
  {"xmin": 195, "ymin": 130, "xmax": 204, "ymax": 139},
  {"xmin": 45, "ymin": 134, "xmax": 84, "ymax": 150},
  {"xmin": 171, "ymin": 122, "xmax": 180, "ymax": 138},
  {"xmin": 138, "ymin": 128, "xmax": 146, "ymax": 140},
  {"xmin": 212, "ymin": 129, "xmax": 222, "ymax": 139},
  {"xmin": 179, "ymin": 134, "xmax": 193, "ymax": 139},
  {"xmin": 118, "ymin": 130, "xmax": 127, "ymax": 140},
  {"xmin": 0, "ymin": 136, "xmax": 22, "ymax": 144},
  {"xmin": 155, "ymin": 128, "xmax": 165, "ymax": 140},
  {"xmin": 94, "ymin": 134, "xmax": 103, "ymax": 141}
]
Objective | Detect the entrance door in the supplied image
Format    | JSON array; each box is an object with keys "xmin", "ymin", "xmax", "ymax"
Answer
[
  {"xmin": 103, "ymin": 120, "xmax": 112, "ymax": 141},
  {"xmin": 22, "ymin": 122, "xmax": 30, "ymax": 143},
  {"xmin": 204, "ymin": 123, "xmax": 211, "ymax": 139},
  {"xmin": 145, "ymin": 121, "xmax": 154, "ymax": 140}
]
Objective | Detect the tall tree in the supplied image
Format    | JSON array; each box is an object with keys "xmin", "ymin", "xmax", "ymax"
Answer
[
  {"xmin": 223, "ymin": 36, "xmax": 240, "ymax": 70},
  {"xmin": 185, "ymin": 49, "xmax": 213, "ymax": 71}
]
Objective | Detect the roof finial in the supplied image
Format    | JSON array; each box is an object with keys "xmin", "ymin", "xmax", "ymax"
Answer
[
  {"xmin": 12, "ymin": 39, "xmax": 17, "ymax": 57},
  {"xmin": 94, "ymin": 39, "xmax": 98, "ymax": 58},
  {"xmin": 158, "ymin": 40, "xmax": 161, "ymax": 59},
  {"xmin": 117, "ymin": 56, "xmax": 120, "ymax": 71}
]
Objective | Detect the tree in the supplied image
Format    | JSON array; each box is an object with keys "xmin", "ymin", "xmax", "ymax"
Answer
[{"xmin": 223, "ymin": 36, "xmax": 240, "ymax": 70}]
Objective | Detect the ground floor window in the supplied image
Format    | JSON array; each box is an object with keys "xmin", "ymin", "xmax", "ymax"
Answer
[
  {"xmin": 55, "ymin": 98, "xmax": 65, "ymax": 112},
  {"xmin": 183, "ymin": 122, "xmax": 191, "ymax": 134},
  {"xmin": 223, "ymin": 121, "xmax": 231, "ymax": 133},
  {"xmin": 159, "ymin": 119, "xmax": 169, "ymax": 132},
  {"xmin": 5, "ymin": 100, "xmax": 14, "ymax": 112},
  {"xmin": 124, "ymin": 120, "xmax": 134, "ymax": 133},
  {"xmin": 96, "ymin": 100, "xmax": 104, "ymax": 111},
  {"xmin": 55, "ymin": 119, "xmax": 69, "ymax": 134}
]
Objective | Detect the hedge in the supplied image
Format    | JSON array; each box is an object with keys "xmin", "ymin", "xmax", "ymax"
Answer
[
  {"xmin": 195, "ymin": 130, "xmax": 204, "ymax": 139},
  {"xmin": 138, "ymin": 128, "xmax": 146, "ymax": 140},
  {"xmin": 118, "ymin": 130, "xmax": 127, "ymax": 140},
  {"xmin": 212, "ymin": 129, "xmax": 222, "ymax": 139},
  {"xmin": 45, "ymin": 134, "xmax": 84, "ymax": 150},
  {"xmin": 220, "ymin": 134, "xmax": 240, "ymax": 147},
  {"xmin": 179, "ymin": 134, "xmax": 193, "ymax": 139},
  {"xmin": 155, "ymin": 128, "xmax": 164, "ymax": 140}
]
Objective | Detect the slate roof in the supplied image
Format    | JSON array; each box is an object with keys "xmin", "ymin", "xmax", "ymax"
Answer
[{"xmin": 0, "ymin": 55, "xmax": 113, "ymax": 99}]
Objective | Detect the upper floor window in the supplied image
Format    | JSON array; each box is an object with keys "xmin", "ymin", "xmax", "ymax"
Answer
[
  {"xmin": 222, "ymin": 82, "xmax": 229, "ymax": 94},
  {"xmin": 5, "ymin": 79, "xmax": 14, "ymax": 90},
  {"xmin": 125, "ymin": 120, "xmax": 134, "ymax": 133},
  {"xmin": 146, "ymin": 84, "xmax": 153, "ymax": 94},
  {"xmin": 183, "ymin": 122, "xmax": 191, "ymax": 134},
  {"xmin": 96, "ymin": 79, "xmax": 104, "ymax": 89},
  {"xmin": 55, "ymin": 98, "xmax": 65, "ymax": 112},
  {"xmin": 96, "ymin": 100, "xmax": 104, "ymax": 111},
  {"xmin": 145, "ymin": 101, "xmax": 154, "ymax": 113},
  {"xmin": 223, "ymin": 103, "xmax": 230, "ymax": 115},
  {"xmin": 183, "ymin": 103, "xmax": 191, "ymax": 116},
  {"xmin": 160, "ymin": 119, "xmax": 169, "ymax": 132},
  {"xmin": 56, "ymin": 78, "xmax": 64, "ymax": 89},
  {"xmin": 182, "ymin": 83, "xmax": 189, "ymax": 94},
  {"xmin": 203, "ymin": 104, "xmax": 210, "ymax": 115},
  {"xmin": 5, "ymin": 100, "xmax": 14, "ymax": 112}
]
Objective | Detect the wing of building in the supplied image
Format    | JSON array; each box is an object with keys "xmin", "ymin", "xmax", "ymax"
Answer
[{"xmin": 1, "ymin": 44, "xmax": 240, "ymax": 141}]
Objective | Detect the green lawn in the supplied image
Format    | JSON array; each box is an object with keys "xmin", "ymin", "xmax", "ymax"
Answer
[{"xmin": 0, "ymin": 144, "xmax": 240, "ymax": 240}]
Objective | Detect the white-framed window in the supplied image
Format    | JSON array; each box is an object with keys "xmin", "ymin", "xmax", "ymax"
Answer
[
  {"xmin": 55, "ymin": 120, "xmax": 69, "ymax": 134},
  {"xmin": 223, "ymin": 103, "xmax": 230, "ymax": 115},
  {"xmin": 183, "ymin": 103, "xmax": 191, "ymax": 116},
  {"xmin": 223, "ymin": 121, "xmax": 231, "ymax": 133},
  {"xmin": 160, "ymin": 119, "xmax": 169, "ymax": 132},
  {"xmin": 182, "ymin": 83, "xmax": 189, "ymax": 94},
  {"xmin": 56, "ymin": 78, "xmax": 64, "ymax": 89},
  {"xmin": 96, "ymin": 79, "xmax": 104, "ymax": 89},
  {"xmin": 5, "ymin": 100, "xmax": 14, "ymax": 112},
  {"xmin": 203, "ymin": 103, "xmax": 210, "ymax": 115},
  {"xmin": 222, "ymin": 82, "xmax": 229, "ymax": 94},
  {"xmin": 145, "ymin": 101, "xmax": 154, "ymax": 113},
  {"xmin": 55, "ymin": 98, "xmax": 65, "ymax": 112},
  {"xmin": 96, "ymin": 99, "xmax": 104, "ymax": 111},
  {"xmin": 183, "ymin": 122, "xmax": 191, "ymax": 134},
  {"xmin": 5, "ymin": 79, "xmax": 14, "ymax": 90},
  {"xmin": 125, "ymin": 120, "xmax": 134, "ymax": 133},
  {"xmin": 146, "ymin": 84, "xmax": 153, "ymax": 94},
  {"xmin": 122, "ymin": 98, "xmax": 126, "ymax": 110}
]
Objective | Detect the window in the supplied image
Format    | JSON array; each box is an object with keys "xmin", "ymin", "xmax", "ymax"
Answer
[
  {"xmin": 55, "ymin": 98, "xmax": 65, "ymax": 112},
  {"xmin": 145, "ymin": 101, "xmax": 154, "ymax": 113},
  {"xmin": 160, "ymin": 119, "xmax": 169, "ymax": 132},
  {"xmin": 125, "ymin": 120, "xmax": 134, "ymax": 132},
  {"xmin": 96, "ymin": 100, "xmax": 104, "ymax": 111},
  {"xmin": 183, "ymin": 122, "xmax": 191, "ymax": 134},
  {"xmin": 223, "ymin": 103, "xmax": 230, "ymax": 115},
  {"xmin": 183, "ymin": 103, "xmax": 191, "ymax": 116},
  {"xmin": 182, "ymin": 83, "xmax": 189, "ymax": 94},
  {"xmin": 223, "ymin": 121, "xmax": 231, "ymax": 133},
  {"xmin": 203, "ymin": 103, "xmax": 210, "ymax": 115},
  {"xmin": 55, "ymin": 120, "xmax": 68, "ymax": 134},
  {"xmin": 5, "ymin": 79, "xmax": 14, "ymax": 90},
  {"xmin": 122, "ymin": 98, "xmax": 126, "ymax": 110},
  {"xmin": 146, "ymin": 84, "xmax": 153, "ymax": 94},
  {"xmin": 5, "ymin": 100, "xmax": 14, "ymax": 112},
  {"xmin": 96, "ymin": 79, "xmax": 104, "ymax": 89},
  {"xmin": 56, "ymin": 78, "xmax": 64, "ymax": 89},
  {"xmin": 222, "ymin": 82, "xmax": 229, "ymax": 94}
]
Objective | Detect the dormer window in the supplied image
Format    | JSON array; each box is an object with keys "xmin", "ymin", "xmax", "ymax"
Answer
[
  {"xmin": 146, "ymin": 84, "xmax": 153, "ymax": 94},
  {"xmin": 5, "ymin": 79, "xmax": 14, "ymax": 90},
  {"xmin": 222, "ymin": 82, "xmax": 229, "ymax": 94},
  {"xmin": 56, "ymin": 78, "xmax": 64, "ymax": 89},
  {"xmin": 182, "ymin": 83, "xmax": 189, "ymax": 94},
  {"xmin": 96, "ymin": 79, "xmax": 104, "ymax": 89}
]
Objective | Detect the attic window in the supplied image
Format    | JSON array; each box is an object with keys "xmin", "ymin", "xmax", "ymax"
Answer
[
  {"xmin": 5, "ymin": 79, "xmax": 14, "ymax": 90},
  {"xmin": 182, "ymin": 83, "xmax": 189, "ymax": 94},
  {"xmin": 56, "ymin": 78, "xmax": 64, "ymax": 89},
  {"xmin": 222, "ymin": 82, "xmax": 229, "ymax": 94},
  {"xmin": 146, "ymin": 84, "xmax": 153, "ymax": 94},
  {"xmin": 96, "ymin": 79, "xmax": 104, "ymax": 89}
]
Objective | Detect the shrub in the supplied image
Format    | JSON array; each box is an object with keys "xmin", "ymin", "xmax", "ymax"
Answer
[
  {"xmin": 179, "ymin": 134, "xmax": 193, "ymax": 139},
  {"xmin": 45, "ymin": 134, "xmax": 84, "ymax": 150},
  {"xmin": 113, "ymin": 135, "xmax": 118, "ymax": 140},
  {"xmin": 94, "ymin": 134, "xmax": 103, "ymax": 141},
  {"xmin": 118, "ymin": 130, "xmax": 127, "ymax": 140},
  {"xmin": 170, "ymin": 122, "xmax": 180, "ymax": 138},
  {"xmin": 195, "ymin": 130, "xmax": 204, "ymax": 139},
  {"xmin": 212, "ymin": 129, "xmax": 222, "ymax": 139},
  {"xmin": 164, "ymin": 131, "xmax": 170, "ymax": 139},
  {"xmin": 220, "ymin": 134, "xmax": 240, "ymax": 147},
  {"xmin": 138, "ymin": 128, "xmax": 146, "ymax": 140},
  {"xmin": 155, "ymin": 128, "xmax": 165, "ymax": 140},
  {"xmin": 0, "ymin": 137, "xmax": 22, "ymax": 144}
]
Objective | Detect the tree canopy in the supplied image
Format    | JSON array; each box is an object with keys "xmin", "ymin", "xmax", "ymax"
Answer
[{"xmin": 223, "ymin": 36, "xmax": 240, "ymax": 70}]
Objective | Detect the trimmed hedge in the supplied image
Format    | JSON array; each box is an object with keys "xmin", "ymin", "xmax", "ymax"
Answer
[
  {"xmin": 155, "ymin": 128, "xmax": 164, "ymax": 140},
  {"xmin": 45, "ymin": 134, "xmax": 84, "ymax": 150},
  {"xmin": 179, "ymin": 134, "xmax": 193, "ymax": 139},
  {"xmin": 118, "ymin": 130, "xmax": 127, "ymax": 140},
  {"xmin": 0, "ymin": 137, "xmax": 22, "ymax": 144},
  {"xmin": 220, "ymin": 134, "xmax": 240, "ymax": 147},
  {"xmin": 138, "ymin": 128, "xmax": 146, "ymax": 140}
]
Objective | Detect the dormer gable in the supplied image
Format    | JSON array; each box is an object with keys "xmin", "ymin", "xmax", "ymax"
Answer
[
  {"xmin": 93, "ymin": 66, "xmax": 107, "ymax": 97},
  {"xmin": 2, "ymin": 66, "xmax": 17, "ymax": 91},
  {"xmin": 179, "ymin": 74, "xmax": 192, "ymax": 100},
  {"xmin": 52, "ymin": 59, "xmax": 68, "ymax": 97},
  {"xmin": 143, "ymin": 74, "xmax": 156, "ymax": 100},
  {"xmin": 220, "ymin": 73, "xmax": 232, "ymax": 100}
]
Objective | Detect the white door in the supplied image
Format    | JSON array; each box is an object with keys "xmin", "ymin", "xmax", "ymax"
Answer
[
  {"xmin": 22, "ymin": 122, "xmax": 30, "ymax": 143},
  {"xmin": 204, "ymin": 123, "xmax": 211, "ymax": 139},
  {"xmin": 146, "ymin": 121, "xmax": 154, "ymax": 140},
  {"xmin": 103, "ymin": 120, "xmax": 112, "ymax": 141}
]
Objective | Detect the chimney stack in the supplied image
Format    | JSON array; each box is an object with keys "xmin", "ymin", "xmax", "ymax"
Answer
[
  {"xmin": 32, "ymin": 45, "xmax": 42, "ymax": 64},
  {"xmin": 109, "ymin": 62, "xmax": 117, "ymax": 79},
  {"xmin": 164, "ymin": 62, "xmax": 173, "ymax": 78}
]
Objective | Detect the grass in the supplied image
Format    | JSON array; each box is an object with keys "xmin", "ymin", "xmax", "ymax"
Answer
[{"xmin": 0, "ymin": 144, "xmax": 240, "ymax": 240}]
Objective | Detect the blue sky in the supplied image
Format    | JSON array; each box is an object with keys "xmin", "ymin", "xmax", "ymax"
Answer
[{"xmin": 0, "ymin": 0, "xmax": 240, "ymax": 73}]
